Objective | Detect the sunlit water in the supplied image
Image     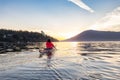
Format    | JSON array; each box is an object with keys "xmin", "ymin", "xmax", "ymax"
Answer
[{"xmin": 0, "ymin": 41, "xmax": 120, "ymax": 79}]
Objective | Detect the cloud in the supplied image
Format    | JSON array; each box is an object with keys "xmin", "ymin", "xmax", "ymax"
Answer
[
  {"xmin": 107, "ymin": 25, "xmax": 120, "ymax": 31},
  {"xmin": 89, "ymin": 7, "xmax": 120, "ymax": 31},
  {"xmin": 68, "ymin": 0, "xmax": 94, "ymax": 13}
]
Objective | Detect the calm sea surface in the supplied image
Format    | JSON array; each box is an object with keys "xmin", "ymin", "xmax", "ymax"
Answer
[{"xmin": 0, "ymin": 41, "xmax": 120, "ymax": 79}]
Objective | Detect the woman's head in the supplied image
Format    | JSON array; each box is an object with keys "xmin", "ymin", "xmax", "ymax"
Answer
[{"xmin": 47, "ymin": 39, "xmax": 51, "ymax": 42}]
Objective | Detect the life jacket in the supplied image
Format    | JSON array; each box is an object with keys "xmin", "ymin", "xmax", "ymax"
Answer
[{"xmin": 46, "ymin": 42, "xmax": 54, "ymax": 49}]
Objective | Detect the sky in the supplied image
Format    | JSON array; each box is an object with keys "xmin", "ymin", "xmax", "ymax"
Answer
[{"xmin": 0, "ymin": 0, "xmax": 120, "ymax": 40}]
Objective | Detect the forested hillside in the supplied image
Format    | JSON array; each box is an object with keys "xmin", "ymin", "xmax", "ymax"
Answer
[{"xmin": 0, "ymin": 29, "xmax": 58, "ymax": 42}]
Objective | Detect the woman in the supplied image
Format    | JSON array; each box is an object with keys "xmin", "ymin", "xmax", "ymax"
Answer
[
  {"xmin": 46, "ymin": 39, "xmax": 56, "ymax": 58},
  {"xmin": 39, "ymin": 39, "xmax": 56, "ymax": 66},
  {"xmin": 45, "ymin": 39, "xmax": 56, "ymax": 67}
]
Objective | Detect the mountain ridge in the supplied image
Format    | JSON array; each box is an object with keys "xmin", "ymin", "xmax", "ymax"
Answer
[{"xmin": 64, "ymin": 30, "xmax": 120, "ymax": 41}]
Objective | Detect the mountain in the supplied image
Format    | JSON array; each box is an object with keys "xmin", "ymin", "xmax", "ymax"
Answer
[{"xmin": 64, "ymin": 30, "xmax": 120, "ymax": 41}]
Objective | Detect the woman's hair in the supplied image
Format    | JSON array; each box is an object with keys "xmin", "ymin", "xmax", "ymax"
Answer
[{"xmin": 47, "ymin": 39, "xmax": 51, "ymax": 42}]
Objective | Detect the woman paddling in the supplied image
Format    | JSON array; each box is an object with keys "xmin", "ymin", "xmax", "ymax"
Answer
[{"xmin": 39, "ymin": 39, "xmax": 56, "ymax": 67}]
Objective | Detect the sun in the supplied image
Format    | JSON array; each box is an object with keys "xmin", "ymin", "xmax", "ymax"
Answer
[
  {"xmin": 44, "ymin": 30, "xmax": 80, "ymax": 40},
  {"xmin": 58, "ymin": 32, "xmax": 79, "ymax": 40}
]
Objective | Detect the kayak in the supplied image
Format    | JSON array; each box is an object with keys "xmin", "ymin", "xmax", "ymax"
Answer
[{"xmin": 39, "ymin": 48, "xmax": 53, "ymax": 58}]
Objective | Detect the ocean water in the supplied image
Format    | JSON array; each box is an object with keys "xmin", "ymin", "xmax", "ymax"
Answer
[
  {"xmin": 53, "ymin": 42, "xmax": 120, "ymax": 79},
  {"xmin": 0, "ymin": 41, "xmax": 120, "ymax": 80}
]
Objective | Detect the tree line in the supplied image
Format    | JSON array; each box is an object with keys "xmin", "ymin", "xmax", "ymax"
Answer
[{"xmin": 0, "ymin": 29, "xmax": 58, "ymax": 42}]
